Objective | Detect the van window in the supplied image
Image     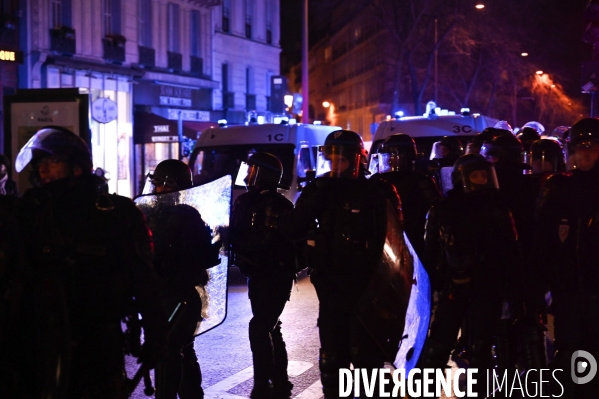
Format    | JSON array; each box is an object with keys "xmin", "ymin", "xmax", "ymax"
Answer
[
  {"xmin": 297, "ymin": 144, "xmax": 318, "ymax": 178},
  {"xmin": 371, "ymin": 136, "xmax": 470, "ymax": 160},
  {"xmin": 189, "ymin": 144, "xmax": 295, "ymax": 187}
]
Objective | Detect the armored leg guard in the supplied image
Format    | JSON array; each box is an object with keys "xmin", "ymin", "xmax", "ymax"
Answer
[
  {"xmin": 249, "ymin": 317, "xmax": 275, "ymax": 387},
  {"xmin": 178, "ymin": 343, "xmax": 204, "ymax": 399},
  {"xmin": 416, "ymin": 338, "xmax": 454, "ymax": 370},
  {"xmin": 414, "ymin": 338, "xmax": 454, "ymax": 398},
  {"xmin": 517, "ymin": 319, "xmax": 547, "ymax": 370},
  {"xmin": 494, "ymin": 319, "xmax": 516, "ymax": 374},
  {"xmin": 271, "ymin": 321, "xmax": 293, "ymax": 398},
  {"xmin": 468, "ymin": 340, "xmax": 493, "ymax": 398},
  {"xmin": 320, "ymin": 349, "xmax": 342, "ymax": 399}
]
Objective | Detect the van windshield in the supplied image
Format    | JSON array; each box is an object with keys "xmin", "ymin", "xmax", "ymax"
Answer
[
  {"xmin": 371, "ymin": 136, "xmax": 471, "ymax": 159},
  {"xmin": 189, "ymin": 144, "xmax": 295, "ymax": 187}
]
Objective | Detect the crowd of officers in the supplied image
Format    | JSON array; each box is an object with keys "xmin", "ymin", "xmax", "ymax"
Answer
[{"xmin": 1, "ymin": 117, "xmax": 598, "ymax": 399}]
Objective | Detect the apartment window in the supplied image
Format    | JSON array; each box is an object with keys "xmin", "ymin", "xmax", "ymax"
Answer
[
  {"xmin": 139, "ymin": 0, "xmax": 152, "ymax": 46},
  {"xmin": 222, "ymin": 63, "xmax": 229, "ymax": 92},
  {"xmin": 50, "ymin": 0, "xmax": 72, "ymax": 28},
  {"xmin": 265, "ymin": 0, "xmax": 272, "ymax": 44},
  {"xmin": 167, "ymin": 3, "xmax": 180, "ymax": 52},
  {"xmin": 246, "ymin": 67, "xmax": 255, "ymax": 110},
  {"xmin": 190, "ymin": 10, "xmax": 201, "ymax": 57},
  {"xmin": 104, "ymin": 0, "xmax": 121, "ymax": 36},
  {"xmin": 222, "ymin": 0, "xmax": 230, "ymax": 33},
  {"xmin": 245, "ymin": 0, "xmax": 252, "ymax": 39}
]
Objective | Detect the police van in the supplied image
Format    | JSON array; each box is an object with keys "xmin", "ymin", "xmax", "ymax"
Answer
[
  {"xmin": 188, "ymin": 123, "xmax": 340, "ymax": 203},
  {"xmin": 370, "ymin": 110, "xmax": 499, "ymax": 160}
]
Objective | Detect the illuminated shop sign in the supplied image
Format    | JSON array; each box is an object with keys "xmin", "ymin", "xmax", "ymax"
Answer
[{"xmin": 0, "ymin": 49, "xmax": 23, "ymax": 63}]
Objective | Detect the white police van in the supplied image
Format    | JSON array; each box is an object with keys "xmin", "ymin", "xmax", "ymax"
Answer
[
  {"xmin": 370, "ymin": 110, "xmax": 500, "ymax": 160},
  {"xmin": 188, "ymin": 123, "xmax": 340, "ymax": 203}
]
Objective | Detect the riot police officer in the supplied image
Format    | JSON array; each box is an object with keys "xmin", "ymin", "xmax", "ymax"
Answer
[
  {"xmin": 143, "ymin": 159, "xmax": 220, "ymax": 399},
  {"xmin": 514, "ymin": 139, "xmax": 567, "ymax": 379},
  {"xmin": 282, "ymin": 130, "xmax": 401, "ymax": 399},
  {"xmin": 418, "ymin": 154, "xmax": 520, "ymax": 396},
  {"xmin": 13, "ymin": 126, "xmax": 167, "ymax": 398},
  {"xmin": 230, "ymin": 152, "xmax": 296, "ymax": 399},
  {"xmin": 370, "ymin": 133, "xmax": 441, "ymax": 262},
  {"xmin": 534, "ymin": 118, "xmax": 599, "ymax": 397},
  {"xmin": 229, "ymin": 152, "xmax": 296, "ymax": 399}
]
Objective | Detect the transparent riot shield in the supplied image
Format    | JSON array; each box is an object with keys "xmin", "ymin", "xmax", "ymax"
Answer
[
  {"xmin": 439, "ymin": 166, "xmax": 454, "ymax": 196},
  {"xmin": 393, "ymin": 232, "xmax": 431, "ymax": 373},
  {"xmin": 355, "ymin": 201, "xmax": 415, "ymax": 362},
  {"xmin": 134, "ymin": 175, "xmax": 231, "ymax": 335}
]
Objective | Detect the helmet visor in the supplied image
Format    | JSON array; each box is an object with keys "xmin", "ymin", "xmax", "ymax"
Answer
[
  {"xmin": 368, "ymin": 154, "xmax": 379, "ymax": 175},
  {"xmin": 377, "ymin": 152, "xmax": 406, "ymax": 173},
  {"xmin": 317, "ymin": 145, "xmax": 360, "ymax": 179},
  {"xmin": 15, "ymin": 129, "xmax": 61, "ymax": 172},
  {"xmin": 458, "ymin": 163, "xmax": 499, "ymax": 192},
  {"xmin": 234, "ymin": 162, "xmax": 261, "ymax": 187},
  {"xmin": 142, "ymin": 172, "xmax": 181, "ymax": 194},
  {"xmin": 526, "ymin": 150, "xmax": 559, "ymax": 174},
  {"xmin": 430, "ymin": 141, "xmax": 449, "ymax": 160}
]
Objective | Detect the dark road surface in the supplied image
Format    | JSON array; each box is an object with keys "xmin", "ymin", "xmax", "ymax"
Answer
[{"xmin": 127, "ymin": 273, "xmax": 324, "ymax": 399}]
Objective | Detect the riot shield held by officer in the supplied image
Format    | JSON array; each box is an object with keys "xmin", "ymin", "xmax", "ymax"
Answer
[
  {"xmin": 12, "ymin": 126, "xmax": 167, "ymax": 398},
  {"xmin": 418, "ymin": 154, "xmax": 520, "ymax": 397},
  {"xmin": 142, "ymin": 159, "xmax": 221, "ymax": 399},
  {"xmin": 282, "ymin": 130, "xmax": 405, "ymax": 399},
  {"xmin": 229, "ymin": 152, "xmax": 297, "ymax": 399},
  {"xmin": 534, "ymin": 118, "xmax": 599, "ymax": 398},
  {"xmin": 370, "ymin": 133, "xmax": 441, "ymax": 263}
]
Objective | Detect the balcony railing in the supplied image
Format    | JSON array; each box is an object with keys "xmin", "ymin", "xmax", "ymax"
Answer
[
  {"xmin": 50, "ymin": 26, "xmax": 76, "ymax": 55},
  {"xmin": 102, "ymin": 35, "xmax": 126, "ymax": 64}
]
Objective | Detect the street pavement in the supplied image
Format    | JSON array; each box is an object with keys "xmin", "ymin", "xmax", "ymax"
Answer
[
  {"xmin": 127, "ymin": 270, "xmax": 554, "ymax": 399},
  {"xmin": 128, "ymin": 271, "xmax": 324, "ymax": 399}
]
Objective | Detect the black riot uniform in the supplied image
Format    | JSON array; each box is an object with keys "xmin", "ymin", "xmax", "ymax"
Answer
[
  {"xmin": 516, "ymin": 139, "xmax": 567, "ymax": 374},
  {"xmin": 534, "ymin": 118, "xmax": 599, "ymax": 398},
  {"xmin": 370, "ymin": 133, "xmax": 440, "ymax": 262},
  {"xmin": 418, "ymin": 154, "xmax": 520, "ymax": 396},
  {"xmin": 144, "ymin": 159, "xmax": 220, "ymax": 399},
  {"xmin": 12, "ymin": 127, "xmax": 167, "ymax": 399},
  {"xmin": 229, "ymin": 152, "xmax": 296, "ymax": 399},
  {"xmin": 282, "ymin": 130, "xmax": 402, "ymax": 399}
]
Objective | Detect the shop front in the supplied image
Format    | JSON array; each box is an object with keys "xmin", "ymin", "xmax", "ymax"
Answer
[{"xmin": 133, "ymin": 81, "xmax": 219, "ymax": 196}]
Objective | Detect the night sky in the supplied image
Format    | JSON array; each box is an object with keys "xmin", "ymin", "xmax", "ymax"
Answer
[{"xmin": 280, "ymin": 0, "xmax": 590, "ymax": 100}]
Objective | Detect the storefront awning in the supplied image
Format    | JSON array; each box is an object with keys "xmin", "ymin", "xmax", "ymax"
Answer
[{"xmin": 134, "ymin": 111, "xmax": 216, "ymax": 144}]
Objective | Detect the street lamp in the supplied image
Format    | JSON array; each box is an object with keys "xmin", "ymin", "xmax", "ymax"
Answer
[
  {"xmin": 521, "ymin": 52, "xmax": 529, "ymax": 57},
  {"xmin": 322, "ymin": 101, "xmax": 331, "ymax": 108},
  {"xmin": 536, "ymin": 70, "xmax": 544, "ymax": 75},
  {"xmin": 475, "ymin": 4, "xmax": 485, "ymax": 9}
]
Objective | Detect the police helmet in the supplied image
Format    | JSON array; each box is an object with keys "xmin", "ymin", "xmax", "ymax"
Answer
[
  {"xmin": 516, "ymin": 127, "xmax": 541, "ymax": 152},
  {"xmin": 376, "ymin": 133, "xmax": 417, "ymax": 173},
  {"xmin": 149, "ymin": 159, "xmax": 193, "ymax": 192},
  {"xmin": 235, "ymin": 152, "xmax": 283, "ymax": 188},
  {"xmin": 566, "ymin": 118, "xmax": 599, "ymax": 152},
  {"xmin": 452, "ymin": 154, "xmax": 499, "ymax": 193},
  {"xmin": 527, "ymin": 139, "xmax": 565, "ymax": 174},
  {"xmin": 430, "ymin": 136, "xmax": 464, "ymax": 162},
  {"xmin": 15, "ymin": 126, "xmax": 93, "ymax": 173},
  {"xmin": 466, "ymin": 131, "xmax": 495, "ymax": 155},
  {"xmin": 522, "ymin": 121, "xmax": 545, "ymax": 135},
  {"xmin": 319, "ymin": 130, "xmax": 366, "ymax": 179},
  {"xmin": 480, "ymin": 134, "xmax": 524, "ymax": 167}
]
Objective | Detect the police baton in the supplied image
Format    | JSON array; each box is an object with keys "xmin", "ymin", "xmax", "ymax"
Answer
[{"xmin": 126, "ymin": 301, "xmax": 187, "ymax": 397}]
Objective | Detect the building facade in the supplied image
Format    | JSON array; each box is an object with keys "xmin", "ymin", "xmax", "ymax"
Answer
[
  {"xmin": 296, "ymin": 2, "xmax": 398, "ymax": 142},
  {"xmin": 16, "ymin": 0, "xmax": 280, "ymax": 196}
]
